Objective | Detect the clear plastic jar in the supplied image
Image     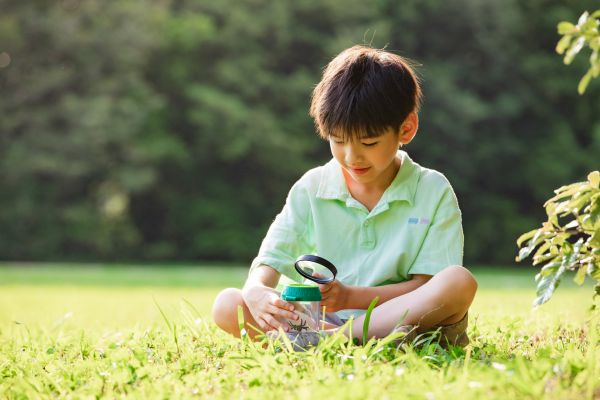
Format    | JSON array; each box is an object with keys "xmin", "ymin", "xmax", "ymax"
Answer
[{"xmin": 281, "ymin": 284, "xmax": 322, "ymax": 332}]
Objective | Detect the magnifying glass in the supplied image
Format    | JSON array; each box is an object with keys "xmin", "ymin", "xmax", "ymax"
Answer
[{"xmin": 294, "ymin": 255, "xmax": 338, "ymax": 284}]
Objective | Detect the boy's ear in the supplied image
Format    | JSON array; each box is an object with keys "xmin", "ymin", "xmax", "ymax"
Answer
[{"xmin": 398, "ymin": 112, "xmax": 419, "ymax": 146}]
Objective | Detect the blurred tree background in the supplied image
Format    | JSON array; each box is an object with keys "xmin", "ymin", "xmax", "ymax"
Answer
[{"xmin": 0, "ymin": 0, "xmax": 598, "ymax": 265}]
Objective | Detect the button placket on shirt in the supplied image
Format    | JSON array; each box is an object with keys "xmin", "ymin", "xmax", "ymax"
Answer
[{"xmin": 360, "ymin": 218, "xmax": 375, "ymax": 249}]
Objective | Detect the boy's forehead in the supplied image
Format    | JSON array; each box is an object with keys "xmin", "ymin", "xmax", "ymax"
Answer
[{"xmin": 329, "ymin": 126, "xmax": 392, "ymax": 139}]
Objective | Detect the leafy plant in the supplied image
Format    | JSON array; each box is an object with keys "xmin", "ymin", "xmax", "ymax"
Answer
[
  {"xmin": 516, "ymin": 171, "xmax": 600, "ymax": 306},
  {"xmin": 517, "ymin": 9, "xmax": 600, "ymax": 307},
  {"xmin": 556, "ymin": 10, "xmax": 600, "ymax": 94}
]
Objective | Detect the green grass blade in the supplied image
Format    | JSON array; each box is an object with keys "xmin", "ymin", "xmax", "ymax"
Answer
[
  {"xmin": 237, "ymin": 305, "xmax": 248, "ymax": 338},
  {"xmin": 362, "ymin": 296, "xmax": 379, "ymax": 343},
  {"xmin": 152, "ymin": 297, "xmax": 172, "ymax": 332},
  {"xmin": 153, "ymin": 297, "xmax": 180, "ymax": 354}
]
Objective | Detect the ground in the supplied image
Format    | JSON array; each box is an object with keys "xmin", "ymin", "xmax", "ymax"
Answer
[{"xmin": 0, "ymin": 263, "xmax": 597, "ymax": 399}]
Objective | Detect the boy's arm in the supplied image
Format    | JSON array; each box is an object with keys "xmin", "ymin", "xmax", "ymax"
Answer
[
  {"xmin": 348, "ymin": 274, "xmax": 431, "ymax": 309},
  {"xmin": 321, "ymin": 274, "xmax": 432, "ymax": 311},
  {"xmin": 243, "ymin": 264, "xmax": 281, "ymax": 290}
]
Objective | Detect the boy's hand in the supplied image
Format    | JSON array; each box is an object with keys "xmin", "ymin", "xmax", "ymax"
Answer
[
  {"xmin": 318, "ymin": 280, "xmax": 350, "ymax": 312},
  {"xmin": 242, "ymin": 285, "xmax": 299, "ymax": 332}
]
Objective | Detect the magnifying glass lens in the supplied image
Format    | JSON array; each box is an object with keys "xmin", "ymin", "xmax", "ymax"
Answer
[
  {"xmin": 296, "ymin": 260, "xmax": 335, "ymax": 281},
  {"xmin": 294, "ymin": 255, "xmax": 338, "ymax": 284}
]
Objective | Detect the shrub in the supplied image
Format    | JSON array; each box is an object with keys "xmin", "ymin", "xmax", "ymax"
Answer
[{"xmin": 516, "ymin": 171, "xmax": 600, "ymax": 306}]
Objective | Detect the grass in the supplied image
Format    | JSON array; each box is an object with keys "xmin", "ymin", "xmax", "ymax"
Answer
[{"xmin": 0, "ymin": 263, "xmax": 598, "ymax": 399}]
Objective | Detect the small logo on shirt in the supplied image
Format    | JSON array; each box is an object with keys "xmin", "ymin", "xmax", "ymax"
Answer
[{"xmin": 408, "ymin": 217, "xmax": 430, "ymax": 225}]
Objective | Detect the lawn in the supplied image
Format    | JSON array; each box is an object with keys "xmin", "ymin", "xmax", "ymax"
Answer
[{"xmin": 0, "ymin": 263, "xmax": 598, "ymax": 399}]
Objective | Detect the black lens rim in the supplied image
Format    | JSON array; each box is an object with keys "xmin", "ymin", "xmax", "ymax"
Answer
[{"xmin": 294, "ymin": 254, "xmax": 338, "ymax": 284}]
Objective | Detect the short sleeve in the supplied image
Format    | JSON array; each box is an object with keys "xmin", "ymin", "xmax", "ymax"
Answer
[
  {"xmin": 408, "ymin": 186, "xmax": 464, "ymax": 276},
  {"xmin": 249, "ymin": 180, "xmax": 314, "ymax": 281}
]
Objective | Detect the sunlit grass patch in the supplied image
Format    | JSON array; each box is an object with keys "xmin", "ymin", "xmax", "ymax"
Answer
[{"xmin": 0, "ymin": 264, "xmax": 598, "ymax": 398}]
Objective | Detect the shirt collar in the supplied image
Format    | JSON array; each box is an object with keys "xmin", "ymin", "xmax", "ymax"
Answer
[{"xmin": 316, "ymin": 150, "xmax": 419, "ymax": 206}]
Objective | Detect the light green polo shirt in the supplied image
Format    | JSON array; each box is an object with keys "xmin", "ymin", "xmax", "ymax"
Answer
[{"xmin": 250, "ymin": 150, "xmax": 464, "ymax": 319}]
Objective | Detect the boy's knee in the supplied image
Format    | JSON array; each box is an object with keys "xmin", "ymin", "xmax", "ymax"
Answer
[
  {"xmin": 212, "ymin": 288, "xmax": 244, "ymax": 331},
  {"xmin": 440, "ymin": 265, "xmax": 478, "ymax": 302},
  {"xmin": 452, "ymin": 264, "xmax": 476, "ymax": 281}
]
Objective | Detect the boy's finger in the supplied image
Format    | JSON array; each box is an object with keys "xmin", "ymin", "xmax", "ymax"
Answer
[
  {"xmin": 272, "ymin": 298, "xmax": 294, "ymax": 311},
  {"xmin": 318, "ymin": 284, "xmax": 331, "ymax": 293},
  {"xmin": 263, "ymin": 314, "xmax": 284, "ymax": 331},
  {"xmin": 268, "ymin": 304, "xmax": 298, "ymax": 321},
  {"xmin": 256, "ymin": 317, "xmax": 271, "ymax": 333}
]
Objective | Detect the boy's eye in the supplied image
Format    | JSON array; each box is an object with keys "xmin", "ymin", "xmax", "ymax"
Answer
[{"xmin": 362, "ymin": 142, "xmax": 378, "ymax": 147}]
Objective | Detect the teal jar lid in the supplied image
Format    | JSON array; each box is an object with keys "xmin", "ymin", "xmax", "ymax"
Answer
[{"xmin": 281, "ymin": 284, "xmax": 322, "ymax": 301}]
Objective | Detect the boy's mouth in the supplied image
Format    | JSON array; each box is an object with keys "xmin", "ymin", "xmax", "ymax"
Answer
[{"xmin": 350, "ymin": 166, "xmax": 370, "ymax": 175}]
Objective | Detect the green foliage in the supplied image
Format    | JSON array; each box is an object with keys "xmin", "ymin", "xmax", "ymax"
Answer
[
  {"xmin": 516, "ymin": 8, "xmax": 599, "ymax": 307},
  {"xmin": 517, "ymin": 171, "xmax": 600, "ymax": 306},
  {"xmin": 556, "ymin": 10, "xmax": 600, "ymax": 94},
  {"xmin": 1, "ymin": 1, "xmax": 599, "ymax": 264}
]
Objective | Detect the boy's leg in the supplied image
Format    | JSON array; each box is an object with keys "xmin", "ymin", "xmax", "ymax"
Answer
[
  {"xmin": 345, "ymin": 265, "xmax": 477, "ymax": 341},
  {"xmin": 212, "ymin": 288, "xmax": 266, "ymax": 339}
]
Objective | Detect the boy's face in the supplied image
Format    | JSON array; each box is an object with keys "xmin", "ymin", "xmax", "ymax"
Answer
[
  {"xmin": 328, "ymin": 113, "xmax": 418, "ymax": 188},
  {"xmin": 329, "ymin": 128, "xmax": 403, "ymax": 187}
]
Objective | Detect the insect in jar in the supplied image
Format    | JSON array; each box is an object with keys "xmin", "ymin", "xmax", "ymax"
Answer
[{"xmin": 287, "ymin": 319, "xmax": 309, "ymax": 332}]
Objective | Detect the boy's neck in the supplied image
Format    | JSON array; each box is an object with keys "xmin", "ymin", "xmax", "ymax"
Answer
[{"xmin": 342, "ymin": 155, "xmax": 402, "ymax": 207}]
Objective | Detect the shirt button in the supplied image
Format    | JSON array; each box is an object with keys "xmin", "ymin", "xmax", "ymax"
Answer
[{"xmin": 364, "ymin": 220, "xmax": 370, "ymax": 226}]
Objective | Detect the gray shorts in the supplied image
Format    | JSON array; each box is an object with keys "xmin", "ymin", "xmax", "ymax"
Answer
[{"xmin": 324, "ymin": 312, "xmax": 348, "ymax": 326}]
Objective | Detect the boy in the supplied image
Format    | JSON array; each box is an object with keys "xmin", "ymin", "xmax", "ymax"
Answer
[{"xmin": 212, "ymin": 45, "xmax": 477, "ymax": 347}]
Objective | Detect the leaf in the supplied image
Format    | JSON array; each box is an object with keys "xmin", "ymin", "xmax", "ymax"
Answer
[
  {"xmin": 554, "ymin": 199, "xmax": 571, "ymax": 215},
  {"xmin": 539, "ymin": 261, "xmax": 561, "ymax": 277},
  {"xmin": 545, "ymin": 182, "xmax": 586, "ymax": 204},
  {"xmin": 517, "ymin": 229, "xmax": 537, "ymax": 247},
  {"xmin": 557, "ymin": 22, "xmax": 576, "ymax": 35},
  {"xmin": 590, "ymin": 229, "xmax": 600, "ymax": 248},
  {"xmin": 562, "ymin": 238, "xmax": 584, "ymax": 274},
  {"xmin": 578, "ymin": 69, "xmax": 593, "ymax": 95},
  {"xmin": 564, "ymin": 37, "xmax": 586, "ymax": 65},
  {"xmin": 533, "ymin": 253, "xmax": 559, "ymax": 266},
  {"xmin": 588, "ymin": 171, "xmax": 600, "ymax": 189},
  {"xmin": 568, "ymin": 189, "xmax": 594, "ymax": 212},
  {"xmin": 562, "ymin": 240, "xmax": 574, "ymax": 256},
  {"xmin": 533, "ymin": 241, "xmax": 552, "ymax": 261},
  {"xmin": 581, "ymin": 213, "xmax": 595, "ymax": 231},
  {"xmin": 577, "ymin": 11, "xmax": 589, "ymax": 27},
  {"xmin": 564, "ymin": 219, "xmax": 579, "ymax": 230},
  {"xmin": 589, "ymin": 194, "xmax": 600, "ymax": 228},
  {"xmin": 534, "ymin": 265, "xmax": 565, "ymax": 306},
  {"xmin": 574, "ymin": 265, "xmax": 587, "ymax": 285},
  {"xmin": 581, "ymin": 16, "xmax": 599, "ymax": 31},
  {"xmin": 546, "ymin": 201, "xmax": 557, "ymax": 217},
  {"xmin": 550, "ymin": 233, "xmax": 570, "ymax": 247},
  {"xmin": 556, "ymin": 34, "xmax": 573, "ymax": 54},
  {"xmin": 518, "ymin": 229, "xmax": 550, "ymax": 260},
  {"xmin": 554, "ymin": 180, "xmax": 586, "ymax": 194}
]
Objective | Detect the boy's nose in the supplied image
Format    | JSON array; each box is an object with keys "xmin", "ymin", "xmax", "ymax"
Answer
[{"xmin": 344, "ymin": 143, "xmax": 363, "ymax": 165}]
